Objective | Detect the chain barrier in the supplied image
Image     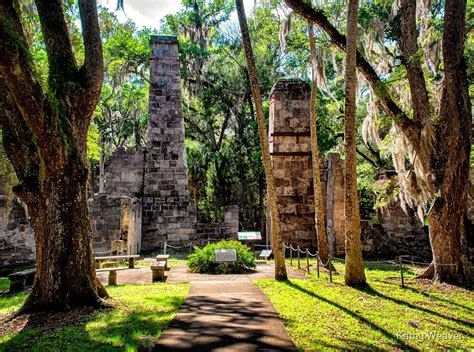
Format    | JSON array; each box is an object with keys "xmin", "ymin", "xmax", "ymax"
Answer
[{"xmin": 283, "ymin": 242, "xmax": 441, "ymax": 288}]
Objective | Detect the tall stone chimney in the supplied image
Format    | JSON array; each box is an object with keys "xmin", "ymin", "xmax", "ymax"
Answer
[{"xmin": 141, "ymin": 35, "xmax": 196, "ymax": 248}]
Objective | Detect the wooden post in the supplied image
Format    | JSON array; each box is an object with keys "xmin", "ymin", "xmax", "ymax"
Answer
[
  {"xmin": 399, "ymin": 256, "xmax": 405, "ymax": 288},
  {"xmin": 297, "ymin": 246, "xmax": 301, "ymax": 269},
  {"xmin": 317, "ymin": 257, "xmax": 320, "ymax": 278},
  {"xmin": 128, "ymin": 257, "xmax": 135, "ymax": 269},
  {"xmin": 306, "ymin": 250, "xmax": 310, "ymax": 273},
  {"xmin": 329, "ymin": 257, "xmax": 333, "ymax": 283},
  {"xmin": 108, "ymin": 270, "xmax": 117, "ymax": 286}
]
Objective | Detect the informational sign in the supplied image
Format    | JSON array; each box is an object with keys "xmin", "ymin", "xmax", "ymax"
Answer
[
  {"xmin": 237, "ymin": 231, "xmax": 262, "ymax": 240},
  {"xmin": 259, "ymin": 250, "xmax": 272, "ymax": 258},
  {"xmin": 215, "ymin": 248, "xmax": 237, "ymax": 262}
]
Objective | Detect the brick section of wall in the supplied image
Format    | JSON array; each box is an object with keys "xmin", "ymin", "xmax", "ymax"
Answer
[
  {"xmin": 89, "ymin": 195, "xmax": 122, "ymax": 252},
  {"xmin": 141, "ymin": 35, "xmax": 196, "ymax": 250},
  {"xmin": 89, "ymin": 195, "xmax": 142, "ymax": 253},
  {"xmin": 104, "ymin": 147, "xmax": 145, "ymax": 197},
  {"xmin": 0, "ymin": 199, "xmax": 35, "ymax": 267},
  {"xmin": 269, "ymin": 80, "xmax": 316, "ymax": 248}
]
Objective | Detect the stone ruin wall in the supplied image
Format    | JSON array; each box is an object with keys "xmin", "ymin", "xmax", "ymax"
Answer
[
  {"xmin": 88, "ymin": 35, "xmax": 238, "ymax": 254},
  {"xmin": 0, "ymin": 199, "xmax": 35, "ymax": 268},
  {"xmin": 268, "ymin": 79, "xmax": 431, "ymax": 260}
]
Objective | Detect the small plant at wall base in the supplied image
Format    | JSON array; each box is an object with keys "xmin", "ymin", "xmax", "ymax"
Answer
[{"xmin": 188, "ymin": 240, "xmax": 256, "ymax": 274}]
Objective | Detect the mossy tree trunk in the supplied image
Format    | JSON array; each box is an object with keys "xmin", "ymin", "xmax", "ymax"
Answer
[
  {"xmin": 236, "ymin": 0, "xmax": 287, "ymax": 280},
  {"xmin": 343, "ymin": 0, "xmax": 366, "ymax": 287},
  {"xmin": 285, "ymin": 0, "xmax": 473, "ymax": 286},
  {"xmin": 0, "ymin": 0, "xmax": 106, "ymax": 312},
  {"xmin": 307, "ymin": 22, "xmax": 330, "ymax": 266}
]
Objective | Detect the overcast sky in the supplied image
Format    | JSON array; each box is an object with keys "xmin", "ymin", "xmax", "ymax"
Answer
[{"xmin": 97, "ymin": 0, "xmax": 255, "ymax": 30}]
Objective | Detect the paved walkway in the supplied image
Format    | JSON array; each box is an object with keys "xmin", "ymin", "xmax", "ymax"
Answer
[
  {"xmin": 154, "ymin": 280, "xmax": 297, "ymax": 351},
  {"xmin": 97, "ymin": 264, "xmax": 304, "ymax": 351}
]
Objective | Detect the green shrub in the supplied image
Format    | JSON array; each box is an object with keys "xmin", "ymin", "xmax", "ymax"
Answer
[{"xmin": 187, "ymin": 240, "xmax": 256, "ymax": 274}]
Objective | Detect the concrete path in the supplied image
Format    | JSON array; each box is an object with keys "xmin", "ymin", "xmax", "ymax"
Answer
[
  {"xmin": 97, "ymin": 263, "xmax": 304, "ymax": 351},
  {"xmin": 154, "ymin": 280, "xmax": 297, "ymax": 351}
]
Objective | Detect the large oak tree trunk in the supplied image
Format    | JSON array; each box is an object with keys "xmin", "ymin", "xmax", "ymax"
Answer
[
  {"xmin": 0, "ymin": 0, "xmax": 106, "ymax": 312},
  {"xmin": 426, "ymin": 0, "xmax": 473, "ymax": 285},
  {"xmin": 21, "ymin": 159, "xmax": 101, "ymax": 312},
  {"xmin": 236, "ymin": 0, "xmax": 287, "ymax": 280},
  {"xmin": 343, "ymin": 0, "xmax": 366, "ymax": 286}
]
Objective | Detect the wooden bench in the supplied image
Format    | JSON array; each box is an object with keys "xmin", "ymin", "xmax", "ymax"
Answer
[
  {"xmin": 96, "ymin": 267, "xmax": 127, "ymax": 286},
  {"xmin": 150, "ymin": 261, "xmax": 166, "ymax": 282},
  {"xmin": 95, "ymin": 255, "xmax": 140, "ymax": 269},
  {"xmin": 9, "ymin": 268, "xmax": 35, "ymax": 293},
  {"xmin": 155, "ymin": 254, "xmax": 170, "ymax": 270}
]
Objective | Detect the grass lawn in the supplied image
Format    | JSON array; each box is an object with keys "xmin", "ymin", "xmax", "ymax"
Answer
[
  {"xmin": 0, "ymin": 283, "xmax": 189, "ymax": 352},
  {"xmin": 257, "ymin": 261, "xmax": 474, "ymax": 351}
]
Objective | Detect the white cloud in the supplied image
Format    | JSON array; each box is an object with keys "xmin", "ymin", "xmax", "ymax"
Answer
[
  {"xmin": 97, "ymin": 0, "xmax": 256, "ymax": 30},
  {"xmin": 98, "ymin": 0, "xmax": 182, "ymax": 29}
]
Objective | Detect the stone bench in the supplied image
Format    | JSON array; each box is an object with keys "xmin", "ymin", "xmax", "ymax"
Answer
[
  {"xmin": 96, "ymin": 267, "xmax": 127, "ymax": 286},
  {"xmin": 155, "ymin": 254, "xmax": 170, "ymax": 270},
  {"xmin": 151, "ymin": 261, "xmax": 166, "ymax": 282},
  {"xmin": 9, "ymin": 268, "xmax": 35, "ymax": 293}
]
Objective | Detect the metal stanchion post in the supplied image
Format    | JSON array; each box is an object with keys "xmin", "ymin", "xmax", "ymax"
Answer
[
  {"xmin": 329, "ymin": 257, "xmax": 333, "ymax": 283},
  {"xmin": 297, "ymin": 246, "xmax": 301, "ymax": 269},
  {"xmin": 398, "ymin": 256, "xmax": 405, "ymax": 288},
  {"xmin": 317, "ymin": 257, "xmax": 320, "ymax": 278},
  {"xmin": 306, "ymin": 250, "xmax": 310, "ymax": 274}
]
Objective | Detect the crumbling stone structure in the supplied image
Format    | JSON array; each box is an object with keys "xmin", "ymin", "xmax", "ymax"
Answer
[
  {"xmin": 0, "ymin": 199, "xmax": 35, "ymax": 267},
  {"xmin": 88, "ymin": 35, "xmax": 238, "ymax": 253},
  {"xmin": 268, "ymin": 78, "xmax": 430, "ymax": 259}
]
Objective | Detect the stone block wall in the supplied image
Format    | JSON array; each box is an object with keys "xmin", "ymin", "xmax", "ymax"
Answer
[
  {"xmin": 0, "ymin": 199, "xmax": 35, "ymax": 267},
  {"xmin": 140, "ymin": 35, "xmax": 197, "ymax": 250},
  {"xmin": 224, "ymin": 205, "xmax": 239, "ymax": 237},
  {"xmin": 104, "ymin": 147, "xmax": 145, "ymax": 197},
  {"xmin": 89, "ymin": 195, "xmax": 142, "ymax": 253},
  {"xmin": 267, "ymin": 78, "xmax": 429, "ymax": 260},
  {"xmin": 269, "ymin": 80, "xmax": 316, "ymax": 248}
]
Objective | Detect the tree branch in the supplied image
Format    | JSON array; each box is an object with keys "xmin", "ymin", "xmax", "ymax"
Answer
[
  {"xmin": 399, "ymin": 0, "xmax": 430, "ymax": 125},
  {"xmin": 0, "ymin": 1, "xmax": 48, "ymax": 139},
  {"xmin": 356, "ymin": 147, "xmax": 378, "ymax": 168},
  {"xmin": 0, "ymin": 76, "xmax": 40, "ymax": 203},
  {"xmin": 34, "ymin": 0, "xmax": 77, "ymax": 89},
  {"xmin": 79, "ymin": 0, "xmax": 103, "ymax": 95},
  {"xmin": 283, "ymin": 0, "xmax": 422, "ymax": 150}
]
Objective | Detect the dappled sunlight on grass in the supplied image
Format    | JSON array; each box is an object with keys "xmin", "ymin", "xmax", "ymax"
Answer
[
  {"xmin": 256, "ymin": 263, "xmax": 474, "ymax": 351},
  {"xmin": 0, "ymin": 283, "xmax": 189, "ymax": 351}
]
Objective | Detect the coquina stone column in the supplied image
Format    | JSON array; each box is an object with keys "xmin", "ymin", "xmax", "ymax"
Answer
[
  {"xmin": 142, "ymin": 35, "xmax": 196, "ymax": 249},
  {"xmin": 268, "ymin": 79, "xmax": 318, "ymax": 248}
]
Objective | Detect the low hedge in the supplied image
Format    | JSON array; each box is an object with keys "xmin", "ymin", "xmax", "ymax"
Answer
[{"xmin": 187, "ymin": 240, "xmax": 256, "ymax": 274}]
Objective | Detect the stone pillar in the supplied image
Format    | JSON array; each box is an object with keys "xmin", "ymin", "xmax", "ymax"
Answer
[
  {"xmin": 224, "ymin": 205, "xmax": 239, "ymax": 238},
  {"xmin": 326, "ymin": 153, "xmax": 345, "ymax": 255},
  {"xmin": 268, "ymin": 79, "xmax": 315, "ymax": 248},
  {"xmin": 142, "ymin": 35, "xmax": 196, "ymax": 249},
  {"xmin": 120, "ymin": 197, "xmax": 142, "ymax": 254}
]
